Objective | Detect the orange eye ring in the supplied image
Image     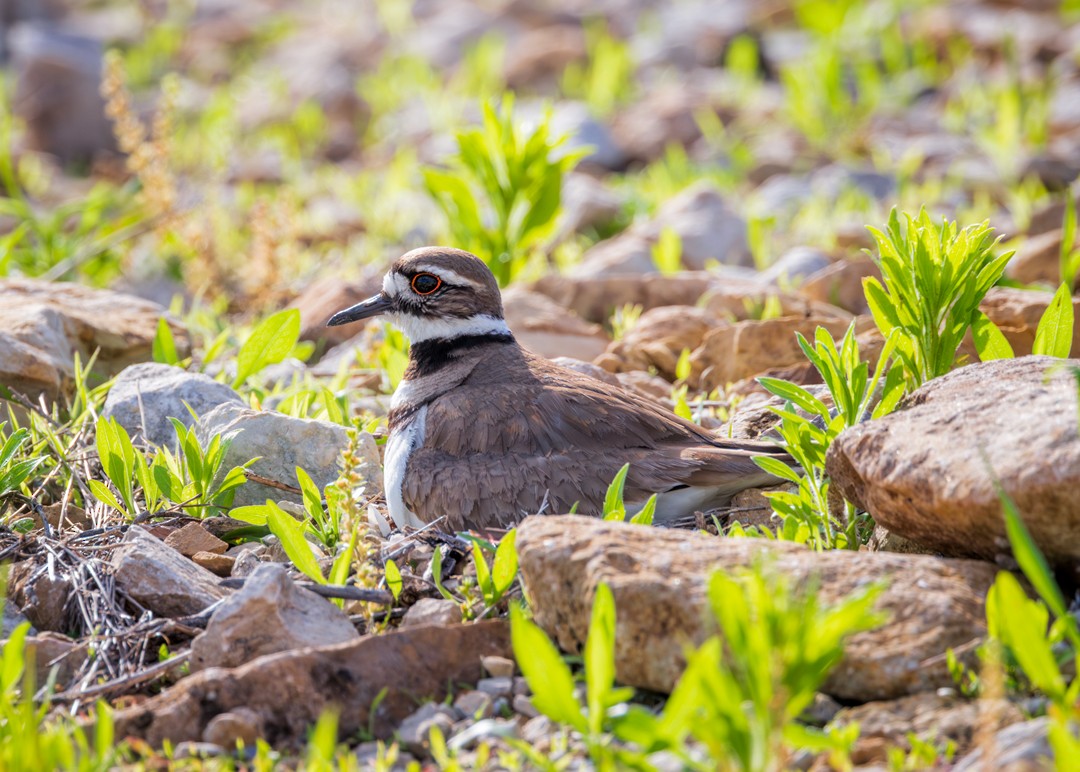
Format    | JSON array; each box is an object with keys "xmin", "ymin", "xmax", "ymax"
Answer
[{"xmin": 411, "ymin": 273, "xmax": 442, "ymax": 295}]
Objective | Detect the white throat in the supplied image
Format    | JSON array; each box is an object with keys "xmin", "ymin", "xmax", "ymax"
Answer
[{"xmin": 389, "ymin": 312, "xmax": 511, "ymax": 343}]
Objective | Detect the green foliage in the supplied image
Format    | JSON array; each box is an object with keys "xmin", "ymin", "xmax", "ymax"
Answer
[
  {"xmin": 512, "ymin": 564, "xmax": 885, "ymax": 770},
  {"xmin": 265, "ymin": 499, "xmax": 326, "ymax": 583},
  {"xmin": 601, "ymin": 463, "xmax": 656, "ymax": 525},
  {"xmin": 232, "ymin": 308, "xmax": 302, "ymax": 388},
  {"xmin": 0, "ymin": 423, "xmax": 45, "ymax": 505},
  {"xmin": 650, "ymin": 227, "xmax": 682, "ymax": 275},
  {"xmin": 472, "ymin": 528, "xmax": 519, "ymax": 607},
  {"xmin": 156, "ymin": 418, "xmax": 253, "ymax": 517},
  {"xmin": 985, "ymin": 489, "xmax": 1080, "ymax": 763},
  {"xmin": 151, "ymin": 317, "xmax": 182, "ymax": 367},
  {"xmin": 384, "ymin": 558, "xmax": 403, "ymax": 601},
  {"xmin": 422, "ymin": 95, "xmax": 587, "ymax": 286},
  {"xmin": 755, "ymin": 323, "xmax": 902, "ymax": 549},
  {"xmin": 1060, "ymin": 196, "xmax": 1080, "ymax": 292},
  {"xmin": 89, "ymin": 417, "xmax": 163, "ymax": 519},
  {"xmin": 864, "ymin": 208, "xmax": 1013, "ymax": 389},
  {"xmin": 561, "ymin": 21, "xmax": 636, "ymax": 117},
  {"xmin": 1033, "ymin": 282, "xmax": 1075, "ymax": 358}
]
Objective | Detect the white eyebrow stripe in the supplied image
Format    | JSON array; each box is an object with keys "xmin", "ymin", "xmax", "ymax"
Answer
[
  {"xmin": 411, "ymin": 265, "xmax": 483, "ymax": 288},
  {"xmin": 385, "ymin": 273, "xmax": 410, "ymax": 297}
]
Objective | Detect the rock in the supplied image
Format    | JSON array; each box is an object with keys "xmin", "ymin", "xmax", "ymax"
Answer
[
  {"xmin": 556, "ymin": 172, "xmax": 624, "ymax": 239},
  {"xmin": 502, "ymin": 287, "xmax": 609, "ymax": 361},
  {"xmin": 799, "ymin": 257, "xmax": 882, "ymax": 315},
  {"xmin": 980, "ymin": 286, "xmax": 1080, "ymax": 358},
  {"xmin": 401, "ymin": 597, "xmax": 463, "ymax": 628},
  {"xmin": 0, "ymin": 279, "xmax": 188, "ymax": 402},
  {"xmin": 504, "ymin": 24, "xmax": 586, "ymax": 92},
  {"xmin": 952, "ymin": 717, "xmax": 1054, "ymax": 771},
  {"xmin": 191, "ymin": 563, "xmax": 358, "ymax": 671},
  {"xmin": 1007, "ymin": 228, "xmax": 1078, "ymax": 285},
  {"xmin": 550, "ymin": 357, "xmax": 621, "ymax": 386},
  {"xmin": 230, "ymin": 549, "xmax": 261, "ymax": 578},
  {"xmin": 758, "ymin": 246, "xmax": 832, "ymax": 286},
  {"xmin": 545, "ymin": 100, "xmax": 627, "ymax": 171},
  {"xmin": 11, "ymin": 25, "xmax": 116, "ymax": 164},
  {"xmin": 481, "ymin": 655, "xmax": 515, "ymax": 678},
  {"xmin": 835, "ymin": 692, "xmax": 1023, "ymax": 763},
  {"xmin": 690, "ymin": 315, "xmax": 853, "ymax": 391},
  {"xmin": 202, "ymin": 708, "xmax": 262, "ymax": 749},
  {"xmin": 573, "ymin": 182, "xmax": 751, "ymax": 276},
  {"xmin": 476, "ymin": 677, "xmax": 514, "ymax": 698},
  {"xmin": 597, "ymin": 306, "xmax": 721, "ymax": 380},
  {"xmin": 112, "ymin": 526, "xmax": 228, "ymax": 618},
  {"xmin": 611, "ymin": 85, "xmax": 711, "ymax": 165},
  {"xmin": 109, "ymin": 621, "xmax": 511, "ymax": 746},
  {"xmin": 191, "ymin": 551, "xmax": 235, "ymax": 577},
  {"xmin": 512, "ymin": 693, "xmax": 538, "ymax": 718},
  {"xmin": 827, "ymin": 356, "xmax": 1080, "ymax": 565},
  {"xmin": 397, "ymin": 703, "xmax": 458, "ymax": 757},
  {"xmin": 531, "ymin": 272, "xmax": 711, "ymax": 324},
  {"xmin": 453, "ymin": 690, "xmax": 494, "ymax": 719},
  {"xmin": 516, "ymin": 516, "xmax": 997, "ymax": 701},
  {"xmin": 21, "ymin": 632, "xmax": 87, "ymax": 688},
  {"xmin": 194, "ymin": 403, "xmax": 349, "ymax": 507},
  {"xmin": 2, "ymin": 605, "xmax": 32, "ymax": 637},
  {"xmin": 699, "ymin": 277, "xmax": 852, "ymax": 322},
  {"xmin": 102, "ymin": 363, "xmax": 243, "ymax": 447},
  {"xmin": 164, "ymin": 523, "xmax": 229, "ymax": 558},
  {"xmin": 8, "ymin": 561, "xmax": 71, "ymax": 633}
]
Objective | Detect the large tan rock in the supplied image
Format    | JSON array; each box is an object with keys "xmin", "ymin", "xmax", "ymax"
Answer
[
  {"xmin": 1006, "ymin": 228, "xmax": 1077, "ymax": 285},
  {"xmin": 596, "ymin": 306, "xmax": 722, "ymax": 380},
  {"xmin": 502, "ymin": 287, "xmax": 609, "ymax": 362},
  {"xmin": 798, "ymin": 257, "xmax": 882, "ymax": 315},
  {"xmin": 112, "ymin": 527, "xmax": 228, "ymax": 618},
  {"xmin": 0, "ymin": 279, "xmax": 188, "ymax": 401},
  {"xmin": 109, "ymin": 621, "xmax": 511, "ymax": 746},
  {"xmin": 689, "ymin": 315, "xmax": 853, "ymax": 391},
  {"xmin": 980, "ymin": 286, "xmax": 1080, "ymax": 358},
  {"xmin": 828, "ymin": 356, "xmax": 1080, "ymax": 565},
  {"xmin": 700, "ymin": 277, "xmax": 853, "ymax": 323},
  {"xmin": 517, "ymin": 516, "xmax": 996, "ymax": 702}
]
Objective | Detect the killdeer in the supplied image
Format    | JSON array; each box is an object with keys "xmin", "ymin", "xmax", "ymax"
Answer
[{"xmin": 327, "ymin": 247, "xmax": 789, "ymax": 531}]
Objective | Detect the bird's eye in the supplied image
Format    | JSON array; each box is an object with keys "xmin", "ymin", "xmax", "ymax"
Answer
[{"xmin": 411, "ymin": 273, "xmax": 442, "ymax": 295}]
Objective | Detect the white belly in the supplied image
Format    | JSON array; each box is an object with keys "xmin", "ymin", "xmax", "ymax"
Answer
[{"xmin": 383, "ymin": 405, "xmax": 428, "ymax": 530}]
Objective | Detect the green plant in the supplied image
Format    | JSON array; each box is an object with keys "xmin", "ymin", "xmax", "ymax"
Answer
[
  {"xmin": 471, "ymin": 528, "xmax": 519, "ymax": 608},
  {"xmin": 601, "ymin": 463, "xmax": 656, "ymax": 525},
  {"xmin": 983, "ymin": 488, "xmax": 1080, "ymax": 765},
  {"xmin": 1060, "ymin": 196, "xmax": 1080, "ymax": 292},
  {"xmin": 650, "ymin": 227, "xmax": 682, "ymax": 275},
  {"xmin": 88, "ymin": 417, "xmax": 166, "ymax": 519},
  {"xmin": 864, "ymin": 208, "xmax": 1014, "ymax": 389},
  {"xmin": 561, "ymin": 21, "xmax": 636, "ymax": 118},
  {"xmin": 423, "ymin": 95, "xmax": 587, "ymax": 286},
  {"xmin": 755, "ymin": 323, "xmax": 903, "ymax": 549},
  {"xmin": 0, "ymin": 423, "xmax": 45, "ymax": 506},
  {"xmin": 154, "ymin": 418, "xmax": 254, "ymax": 517},
  {"xmin": 231, "ymin": 308, "xmax": 302, "ymax": 388}
]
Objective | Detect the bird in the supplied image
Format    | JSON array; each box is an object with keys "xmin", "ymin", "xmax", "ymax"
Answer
[{"xmin": 326, "ymin": 246, "xmax": 790, "ymax": 532}]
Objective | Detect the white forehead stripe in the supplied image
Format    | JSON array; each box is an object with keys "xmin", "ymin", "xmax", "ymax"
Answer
[
  {"xmin": 389, "ymin": 312, "xmax": 510, "ymax": 343},
  {"xmin": 411, "ymin": 265, "xmax": 484, "ymax": 289}
]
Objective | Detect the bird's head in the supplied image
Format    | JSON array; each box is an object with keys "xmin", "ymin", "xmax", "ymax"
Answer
[{"xmin": 326, "ymin": 247, "xmax": 508, "ymax": 342}]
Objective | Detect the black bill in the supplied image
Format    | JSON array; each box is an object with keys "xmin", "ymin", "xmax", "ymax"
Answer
[{"xmin": 325, "ymin": 293, "xmax": 394, "ymax": 326}]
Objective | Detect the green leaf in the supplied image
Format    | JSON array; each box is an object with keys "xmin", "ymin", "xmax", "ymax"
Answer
[
  {"xmin": 757, "ymin": 377, "xmax": 829, "ymax": 418},
  {"xmin": 233, "ymin": 309, "xmax": 302, "ymax": 388},
  {"xmin": 296, "ymin": 466, "xmax": 324, "ymax": 519},
  {"xmin": 510, "ymin": 603, "xmax": 587, "ymax": 733},
  {"xmin": 88, "ymin": 479, "xmax": 126, "ymax": 517},
  {"xmin": 753, "ymin": 456, "xmax": 802, "ymax": 484},
  {"xmin": 229, "ymin": 504, "xmax": 269, "ymax": 525},
  {"xmin": 265, "ymin": 500, "xmax": 325, "ymax": 583},
  {"xmin": 1033, "ymin": 283, "xmax": 1074, "ymax": 358},
  {"xmin": 602, "ymin": 463, "xmax": 630, "ymax": 520},
  {"xmin": 988, "ymin": 572, "xmax": 1064, "ymax": 700},
  {"xmin": 630, "ymin": 494, "xmax": 656, "ymax": 525},
  {"xmin": 585, "ymin": 584, "xmax": 617, "ymax": 736},
  {"xmin": 492, "ymin": 529, "xmax": 519, "ymax": 598},
  {"xmin": 152, "ymin": 317, "xmax": 180, "ymax": 366},
  {"xmin": 472, "ymin": 541, "xmax": 493, "ymax": 601},
  {"xmin": 971, "ymin": 312, "xmax": 1015, "ymax": 361},
  {"xmin": 384, "ymin": 558, "xmax": 402, "ymax": 601}
]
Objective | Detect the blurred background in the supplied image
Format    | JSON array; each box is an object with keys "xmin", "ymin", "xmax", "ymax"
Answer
[{"xmin": 0, "ymin": 0, "xmax": 1076, "ymax": 328}]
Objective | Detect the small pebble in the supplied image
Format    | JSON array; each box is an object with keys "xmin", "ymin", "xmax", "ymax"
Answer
[
  {"xmin": 476, "ymin": 676, "xmax": 513, "ymax": 698},
  {"xmin": 512, "ymin": 694, "xmax": 538, "ymax": 718},
  {"xmin": 454, "ymin": 690, "xmax": 493, "ymax": 719},
  {"xmin": 481, "ymin": 655, "xmax": 515, "ymax": 678}
]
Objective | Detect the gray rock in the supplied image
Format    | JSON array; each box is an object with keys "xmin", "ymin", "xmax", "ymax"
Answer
[
  {"xmin": 102, "ymin": 363, "xmax": 242, "ymax": 448},
  {"xmin": 447, "ymin": 718, "xmax": 518, "ymax": 751},
  {"xmin": 112, "ymin": 526, "xmax": 228, "ymax": 617},
  {"xmin": 557, "ymin": 172, "xmax": 624, "ymax": 240},
  {"xmin": 453, "ymin": 690, "xmax": 493, "ymax": 719},
  {"xmin": 11, "ymin": 24, "xmax": 116, "ymax": 164},
  {"xmin": 574, "ymin": 182, "xmax": 750, "ymax": 276},
  {"xmin": 759, "ymin": 246, "xmax": 832, "ymax": 287},
  {"xmin": 952, "ymin": 717, "xmax": 1053, "ymax": 771},
  {"xmin": 401, "ymin": 597, "xmax": 463, "ymax": 628},
  {"xmin": 194, "ymin": 403, "xmax": 349, "ymax": 507},
  {"xmin": 476, "ymin": 677, "xmax": 513, "ymax": 698},
  {"xmin": 397, "ymin": 703, "xmax": 459, "ymax": 756},
  {"xmin": 546, "ymin": 101, "xmax": 627, "ymax": 171},
  {"xmin": 190, "ymin": 562, "xmax": 358, "ymax": 671}
]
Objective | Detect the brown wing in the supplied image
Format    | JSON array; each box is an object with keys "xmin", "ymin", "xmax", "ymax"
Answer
[{"xmin": 401, "ymin": 345, "xmax": 789, "ymax": 530}]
